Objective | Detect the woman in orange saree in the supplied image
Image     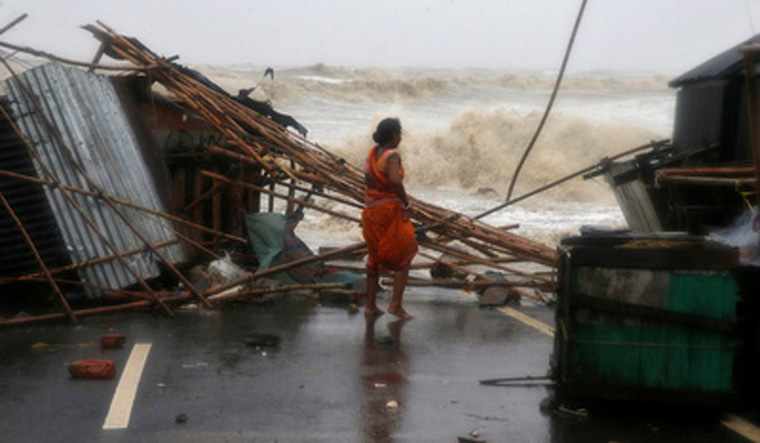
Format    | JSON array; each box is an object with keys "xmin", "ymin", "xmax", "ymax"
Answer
[{"xmin": 362, "ymin": 118, "xmax": 418, "ymax": 319}]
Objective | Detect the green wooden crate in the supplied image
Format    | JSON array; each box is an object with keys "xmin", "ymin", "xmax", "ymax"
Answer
[{"xmin": 555, "ymin": 236, "xmax": 740, "ymax": 403}]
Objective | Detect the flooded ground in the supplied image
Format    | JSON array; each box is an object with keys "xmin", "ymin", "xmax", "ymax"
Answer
[{"xmin": 0, "ymin": 287, "xmax": 752, "ymax": 442}]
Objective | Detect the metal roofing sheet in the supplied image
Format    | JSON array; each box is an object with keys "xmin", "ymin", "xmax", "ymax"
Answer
[
  {"xmin": 3, "ymin": 63, "xmax": 186, "ymax": 294},
  {"xmin": 669, "ymin": 34, "xmax": 760, "ymax": 88}
]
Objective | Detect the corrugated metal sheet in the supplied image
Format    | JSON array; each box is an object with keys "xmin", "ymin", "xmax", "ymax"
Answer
[
  {"xmin": 669, "ymin": 34, "xmax": 760, "ymax": 88},
  {"xmin": 0, "ymin": 105, "xmax": 70, "ymax": 276},
  {"xmin": 3, "ymin": 63, "xmax": 186, "ymax": 295}
]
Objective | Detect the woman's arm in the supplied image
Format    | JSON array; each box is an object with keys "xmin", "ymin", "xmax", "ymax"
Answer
[{"xmin": 386, "ymin": 153, "xmax": 410, "ymax": 208}]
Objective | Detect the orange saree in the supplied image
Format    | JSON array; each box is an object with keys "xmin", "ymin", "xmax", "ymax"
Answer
[{"xmin": 361, "ymin": 146, "xmax": 418, "ymax": 271}]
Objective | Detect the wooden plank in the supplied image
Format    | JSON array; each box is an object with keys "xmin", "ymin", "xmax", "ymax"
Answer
[{"xmin": 569, "ymin": 246, "xmax": 737, "ymax": 270}]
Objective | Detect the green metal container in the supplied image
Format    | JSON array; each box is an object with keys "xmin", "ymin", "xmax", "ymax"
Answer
[{"xmin": 554, "ymin": 233, "xmax": 740, "ymax": 405}]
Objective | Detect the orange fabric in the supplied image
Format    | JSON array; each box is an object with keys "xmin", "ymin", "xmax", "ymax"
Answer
[
  {"xmin": 362, "ymin": 201, "xmax": 418, "ymax": 271},
  {"xmin": 364, "ymin": 146, "xmax": 405, "ymax": 202},
  {"xmin": 362, "ymin": 146, "xmax": 417, "ymax": 270}
]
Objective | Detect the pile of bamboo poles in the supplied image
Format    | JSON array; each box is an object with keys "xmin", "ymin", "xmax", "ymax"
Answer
[{"xmin": 0, "ymin": 20, "xmax": 559, "ymax": 325}]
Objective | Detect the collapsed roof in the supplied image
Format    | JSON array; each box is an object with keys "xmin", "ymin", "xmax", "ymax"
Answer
[{"xmin": 0, "ymin": 21, "xmax": 556, "ymax": 325}]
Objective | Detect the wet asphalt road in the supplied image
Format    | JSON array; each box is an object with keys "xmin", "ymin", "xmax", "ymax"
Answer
[{"xmin": 0, "ymin": 287, "xmax": 753, "ymax": 442}]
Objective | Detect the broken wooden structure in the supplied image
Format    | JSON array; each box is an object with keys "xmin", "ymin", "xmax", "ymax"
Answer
[
  {"xmin": 0, "ymin": 20, "xmax": 559, "ymax": 326},
  {"xmin": 599, "ymin": 34, "xmax": 760, "ymax": 234}
]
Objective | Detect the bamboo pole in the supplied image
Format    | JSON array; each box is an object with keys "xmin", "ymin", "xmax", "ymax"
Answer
[
  {"xmin": 654, "ymin": 176, "xmax": 754, "ymax": 187},
  {"xmin": 406, "ymin": 255, "xmax": 524, "ymax": 271},
  {"xmin": 79, "ymin": 24, "xmax": 563, "ymax": 287},
  {"xmin": 0, "ymin": 169, "xmax": 246, "ymax": 243},
  {"xmin": 201, "ymin": 170, "xmax": 361, "ymax": 223},
  {"xmin": 385, "ymin": 278, "xmax": 548, "ymax": 289},
  {"xmin": 0, "ymin": 293, "xmax": 193, "ymax": 327},
  {"xmin": 476, "ymin": 139, "xmax": 671, "ymax": 220},
  {"xmin": 204, "ymin": 243, "xmax": 367, "ymax": 297},
  {"xmin": 656, "ymin": 166, "xmax": 755, "ymax": 177},
  {"xmin": 0, "ymin": 101, "xmax": 175, "ymax": 316},
  {"xmin": 422, "ymin": 241, "xmax": 553, "ymax": 286},
  {"xmin": 417, "ymin": 250, "xmax": 495, "ymax": 283},
  {"xmin": 183, "ymin": 181, "xmax": 228, "ymax": 213},
  {"xmin": 0, "ymin": 14, "xmax": 28, "ymax": 36},
  {"xmin": 0, "ymin": 40, "xmax": 146, "ymax": 72},
  {"xmin": 11, "ymin": 239, "xmax": 179, "ymax": 282},
  {"xmin": 4, "ymin": 65, "xmax": 211, "ymax": 309},
  {"xmin": 209, "ymin": 282, "xmax": 352, "ymax": 303},
  {"xmin": 0, "ymin": 191, "xmax": 77, "ymax": 323}
]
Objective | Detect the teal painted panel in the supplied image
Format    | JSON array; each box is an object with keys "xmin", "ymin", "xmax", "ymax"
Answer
[
  {"xmin": 668, "ymin": 273, "xmax": 736, "ymax": 319},
  {"xmin": 569, "ymin": 323, "xmax": 735, "ymax": 392}
]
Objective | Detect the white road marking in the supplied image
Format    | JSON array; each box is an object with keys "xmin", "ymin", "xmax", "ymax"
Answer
[
  {"xmin": 103, "ymin": 343, "xmax": 152, "ymax": 430},
  {"xmin": 723, "ymin": 414, "xmax": 760, "ymax": 442},
  {"xmin": 496, "ymin": 306, "xmax": 554, "ymax": 337}
]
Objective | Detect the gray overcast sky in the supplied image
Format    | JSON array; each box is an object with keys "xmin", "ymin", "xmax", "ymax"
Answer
[{"xmin": 1, "ymin": 0, "xmax": 759, "ymax": 73}]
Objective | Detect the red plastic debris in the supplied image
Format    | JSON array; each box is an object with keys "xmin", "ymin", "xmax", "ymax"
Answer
[
  {"xmin": 68, "ymin": 359, "xmax": 116, "ymax": 379},
  {"xmin": 100, "ymin": 333, "xmax": 126, "ymax": 349}
]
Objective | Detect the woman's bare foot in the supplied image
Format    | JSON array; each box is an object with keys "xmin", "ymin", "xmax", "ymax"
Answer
[
  {"xmin": 388, "ymin": 306, "xmax": 413, "ymax": 320},
  {"xmin": 364, "ymin": 307, "xmax": 385, "ymax": 318}
]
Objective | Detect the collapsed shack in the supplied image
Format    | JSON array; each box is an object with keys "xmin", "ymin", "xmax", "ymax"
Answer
[{"xmin": 0, "ymin": 21, "xmax": 557, "ymax": 326}]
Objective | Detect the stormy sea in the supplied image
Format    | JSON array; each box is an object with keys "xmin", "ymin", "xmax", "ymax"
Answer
[{"xmin": 199, "ymin": 64, "xmax": 675, "ymax": 249}]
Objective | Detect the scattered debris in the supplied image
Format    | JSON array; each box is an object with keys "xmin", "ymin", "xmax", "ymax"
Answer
[
  {"xmin": 68, "ymin": 359, "xmax": 116, "ymax": 379},
  {"xmin": 556, "ymin": 404, "xmax": 589, "ymax": 418},
  {"xmin": 244, "ymin": 333, "xmax": 281, "ymax": 347},
  {"xmin": 385, "ymin": 400, "xmax": 398, "ymax": 409},
  {"xmin": 0, "ymin": 21, "xmax": 557, "ymax": 325},
  {"xmin": 478, "ymin": 287, "xmax": 511, "ymax": 307},
  {"xmin": 100, "ymin": 333, "xmax": 126, "ymax": 348}
]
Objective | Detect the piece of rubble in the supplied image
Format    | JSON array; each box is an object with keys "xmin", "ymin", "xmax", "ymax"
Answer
[
  {"xmin": 430, "ymin": 253, "xmax": 468, "ymax": 280},
  {"xmin": 100, "ymin": 333, "xmax": 126, "ymax": 348},
  {"xmin": 68, "ymin": 359, "xmax": 116, "ymax": 379},
  {"xmin": 479, "ymin": 287, "xmax": 510, "ymax": 306}
]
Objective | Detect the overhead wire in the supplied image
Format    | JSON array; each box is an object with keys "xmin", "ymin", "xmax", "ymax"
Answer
[
  {"xmin": 504, "ymin": 0, "xmax": 589, "ymax": 201},
  {"xmin": 746, "ymin": 0, "xmax": 757, "ymax": 35}
]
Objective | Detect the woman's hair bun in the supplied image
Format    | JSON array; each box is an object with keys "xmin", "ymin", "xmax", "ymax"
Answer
[{"xmin": 372, "ymin": 117, "xmax": 402, "ymax": 145}]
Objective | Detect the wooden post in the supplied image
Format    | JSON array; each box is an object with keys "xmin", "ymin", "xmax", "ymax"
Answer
[
  {"xmin": 212, "ymin": 176, "xmax": 222, "ymax": 241},
  {"xmin": 741, "ymin": 45, "xmax": 760, "ymax": 202},
  {"xmin": 193, "ymin": 170, "xmax": 205, "ymax": 240}
]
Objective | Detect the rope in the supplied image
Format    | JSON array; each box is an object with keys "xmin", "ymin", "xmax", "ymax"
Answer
[{"xmin": 505, "ymin": 0, "xmax": 589, "ymax": 201}]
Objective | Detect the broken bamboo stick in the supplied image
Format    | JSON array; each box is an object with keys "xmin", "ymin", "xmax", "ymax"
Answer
[
  {"xmin": 0, "ymin": 191, "xmax": 77, "ymax": 323},
  {"xmin": 204, "ymin": 243, "xmax": 367, "ymax": 297},
  {"xmin": 0, "ymin": 168, "xmax": 246, "ymax": 243}
]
